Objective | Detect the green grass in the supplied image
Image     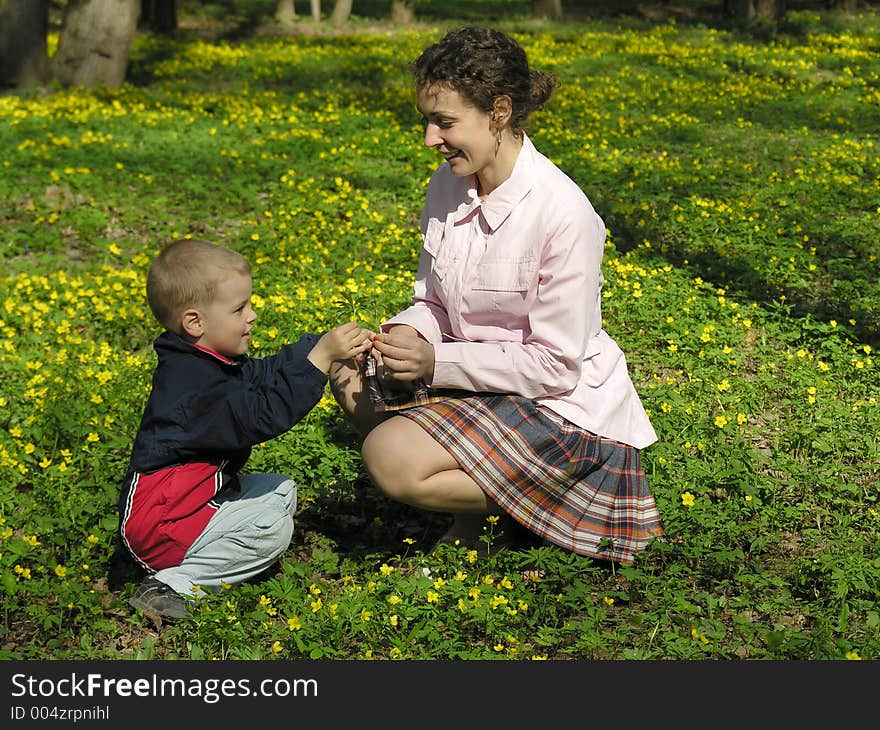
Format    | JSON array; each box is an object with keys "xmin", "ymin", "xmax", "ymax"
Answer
[{"xmin": 0, "ymin": 7, "xmax": 878, "ymax": 660}]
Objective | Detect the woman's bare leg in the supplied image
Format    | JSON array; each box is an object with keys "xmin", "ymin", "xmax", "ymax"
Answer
[
  {"xmin": 328, "ymin": 358, "xmax": 386, "ymax": 437},
  {"xmin": 362, "ymin": 415, "xmax": 503, "ymax": 515},
  {"xmin": 331, "ymin": 361, "xmax": 509, "ymax": 544}
]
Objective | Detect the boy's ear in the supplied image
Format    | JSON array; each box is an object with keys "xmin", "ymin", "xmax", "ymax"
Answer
[{"xmin": 181, "ymin": 308, "xmax": 203, "ymax": 339}]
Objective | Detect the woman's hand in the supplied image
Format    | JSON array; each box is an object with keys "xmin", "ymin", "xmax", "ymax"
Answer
[{"xmin": 371, "ymin": 330, "xmax": 435, "ymax": 384}]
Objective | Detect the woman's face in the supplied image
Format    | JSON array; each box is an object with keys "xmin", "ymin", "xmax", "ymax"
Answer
[{"xmin": 417, "ymin": 84, "xmax": 497, "ymax": 180}]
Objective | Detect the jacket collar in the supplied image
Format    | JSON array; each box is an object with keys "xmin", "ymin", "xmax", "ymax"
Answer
[
  {"xmin": 455, "ymin": 132, "xmax": 536, "ymax": 232},
  {"xmin": 155, "ymin": 330, "xmax": 242, "ymax": 366}
]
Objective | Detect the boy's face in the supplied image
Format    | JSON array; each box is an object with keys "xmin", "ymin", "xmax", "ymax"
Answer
[{"xmin": 192, "ymin": 271, "xmax": 256, "ymax": 357}]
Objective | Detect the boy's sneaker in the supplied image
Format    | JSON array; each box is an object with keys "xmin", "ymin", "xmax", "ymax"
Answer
[{"xmin": 129, "ymin": 576, "xmax": 190, "ymax": 619}]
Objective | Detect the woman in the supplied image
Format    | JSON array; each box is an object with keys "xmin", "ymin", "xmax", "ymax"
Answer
[{"xmin": 331, "ymin": 26, "xmax": 663, "ymax": 563}]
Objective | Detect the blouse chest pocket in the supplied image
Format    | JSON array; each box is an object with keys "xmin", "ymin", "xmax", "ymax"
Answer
[
  {"xmin": 423, "ymin": 218, "xmax": 448, "ymax": 280},
  {"xmin": 468, "ymin": 258, "xmax": 537, "ymax": 316},
  {"xmin": 473, "ymin": 258, "xmax": 537, "ymax": 292}
]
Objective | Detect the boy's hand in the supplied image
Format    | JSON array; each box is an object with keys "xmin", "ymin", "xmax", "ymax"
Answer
[{"xmin": 308, "ymin": 322, "xmax": 373, "ymax": 374}]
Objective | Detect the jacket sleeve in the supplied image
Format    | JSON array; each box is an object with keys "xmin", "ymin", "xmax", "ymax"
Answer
[
  {"xmin": 177, "ymin": 334, "xmax": 327, "ymax": 453},
  {"xmin": 382, "ymin": 243, "xmax": 452, "ymax": 342},
  {"xmin": 383, "ymin": 184, "xmax": 453, "ymax": 342}
]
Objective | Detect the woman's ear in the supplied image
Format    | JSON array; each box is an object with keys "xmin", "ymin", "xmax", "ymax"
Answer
[
  {"xmin": 491, "ymin": 95, "xmax": 513, "ymax": 128},
  {"xmin": 181, "ymin": 308, "xmax": 203, "ymax": 339}
]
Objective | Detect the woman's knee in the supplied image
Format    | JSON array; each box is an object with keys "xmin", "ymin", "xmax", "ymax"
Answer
[
  {"xmin": 361, "ymin": 419, "xmax": 455, "ymax": 505},
  {"xmin": 361, "ymin": 427, "xmax": 413, "ymax": 501},
  {"xmin": 329, "ymin": 359, "xmax": 360, "ymax": 409},
  {"xmin": 329, "ymin": 359, "xmax": 384, "ymax": 436}
]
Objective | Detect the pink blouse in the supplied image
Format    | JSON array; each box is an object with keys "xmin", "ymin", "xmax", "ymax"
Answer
[{"xmin": 383, "ymin": 134, "xmax": 657, "ymax": 449}]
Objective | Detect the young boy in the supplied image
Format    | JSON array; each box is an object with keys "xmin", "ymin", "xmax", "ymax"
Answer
[{"xmin": 119, "ymin": 239, "xmax": 371, "ymax": 619}]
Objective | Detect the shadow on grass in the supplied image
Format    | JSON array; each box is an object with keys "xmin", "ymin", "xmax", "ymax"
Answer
[
  {"xmin": 294, "ymin": 475, "xmax": 451, "ymax": 562},
  {"xmin": 608, "ymin": 213, "xmax": 879, "ymax": 347}
]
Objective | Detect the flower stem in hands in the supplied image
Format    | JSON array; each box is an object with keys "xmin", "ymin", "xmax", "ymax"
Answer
[
  {"xmin": 370, "ymin": 330, "xmax": 435, "ymax": 384},
  {"xmin": 308, "ymin": 321, "xmax": 373, "ymax": 374}
]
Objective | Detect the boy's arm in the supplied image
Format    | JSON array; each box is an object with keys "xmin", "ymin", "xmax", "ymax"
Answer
[{"xmin": 180, "ymin": 334, "xmax": 327, "ymax": 452}]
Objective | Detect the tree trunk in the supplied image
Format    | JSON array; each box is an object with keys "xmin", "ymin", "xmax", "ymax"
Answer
[
  {"xmin": 725, "ymin": 0, "xmax": 785, "ymax": 22},
  {"xmin": 276, "ymin": 0, "xmax": 296, "ymax": 29},
  {"xmin": 0, "ymin": 0, "xmax": 50, "ymax": 88},
  {"xmin": 330, "ymin": 0, "xmax": 352, "ymax": 27},
  {"xmin": 310, "ymin": 0, "xmax": 320, "ymax": 23},
  {"xmin": 390, "ymin": 0, "xmax": 414, "ymax": 24},
  {"xmin": 139, "ymin": 0, "xmax": 176, "ymax": 34},
  {"xmin": 829, "ymin": 0, "xmax": 857, "ymax": 9},
  {"xmin": 51, "ymin": 0, "xmax": 140, "ymax": 88},
  {"xmin": 533, "ymin": 0, "xmax": 562, "ymax": 19}
]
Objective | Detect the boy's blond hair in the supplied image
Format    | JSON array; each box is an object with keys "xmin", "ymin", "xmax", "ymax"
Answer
[{"xmin": 147, "ymin": 239, "xmax": 251, "ymax": 333}]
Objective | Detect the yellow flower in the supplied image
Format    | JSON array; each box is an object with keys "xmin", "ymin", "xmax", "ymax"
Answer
[
  {"xmin": 426, "ymin": 590, "xmax": 439, "ymax": 603},
  {"xmin": 54, "ymin": 564, "xmax": 67, "ymax": 577},
  {"xmin": 714, "ymin": 414, "xmax": 729, "ymax": 428},
  {"xmin": 271, "ymin": 641, "xmax": 282, "ymax": 655},
  {"xmin": 691, "ymin": 628, "xmax": 709, "ymax": 644},
  {"xmin": 845, "ymin": 651, "xmax": 861, "ymax": 660},
  {"xmin": 681, "ymin": 492, "xmax": 695, "ymax": 507},
  {"xmin": 379, "ymin": 563, "xmax": 394, "ymax": 576},
  {"xmin": 287, "ymin": 616, "xmax": 302, "ymax": 631},
  {"xmin": 360, "ymin": 609, "xmax": 372, "ymax": 622},
  {"xmin": 389, "ymin": 614, "xmax": 398, "ymax": 627},
  {"xmin": 603, "ymin": 596, "xmax": 614, "ymax": 606}
]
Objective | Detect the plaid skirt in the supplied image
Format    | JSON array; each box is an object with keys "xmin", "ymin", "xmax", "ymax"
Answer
[{"xmin": 363, "ymin": 359, "xmax": 664, "ymax": 564}]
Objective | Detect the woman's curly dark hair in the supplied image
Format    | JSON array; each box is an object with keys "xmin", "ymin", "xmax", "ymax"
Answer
[{"xmin": 411, "ymin": 26, "xmax": 557, "ymax": 137}]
